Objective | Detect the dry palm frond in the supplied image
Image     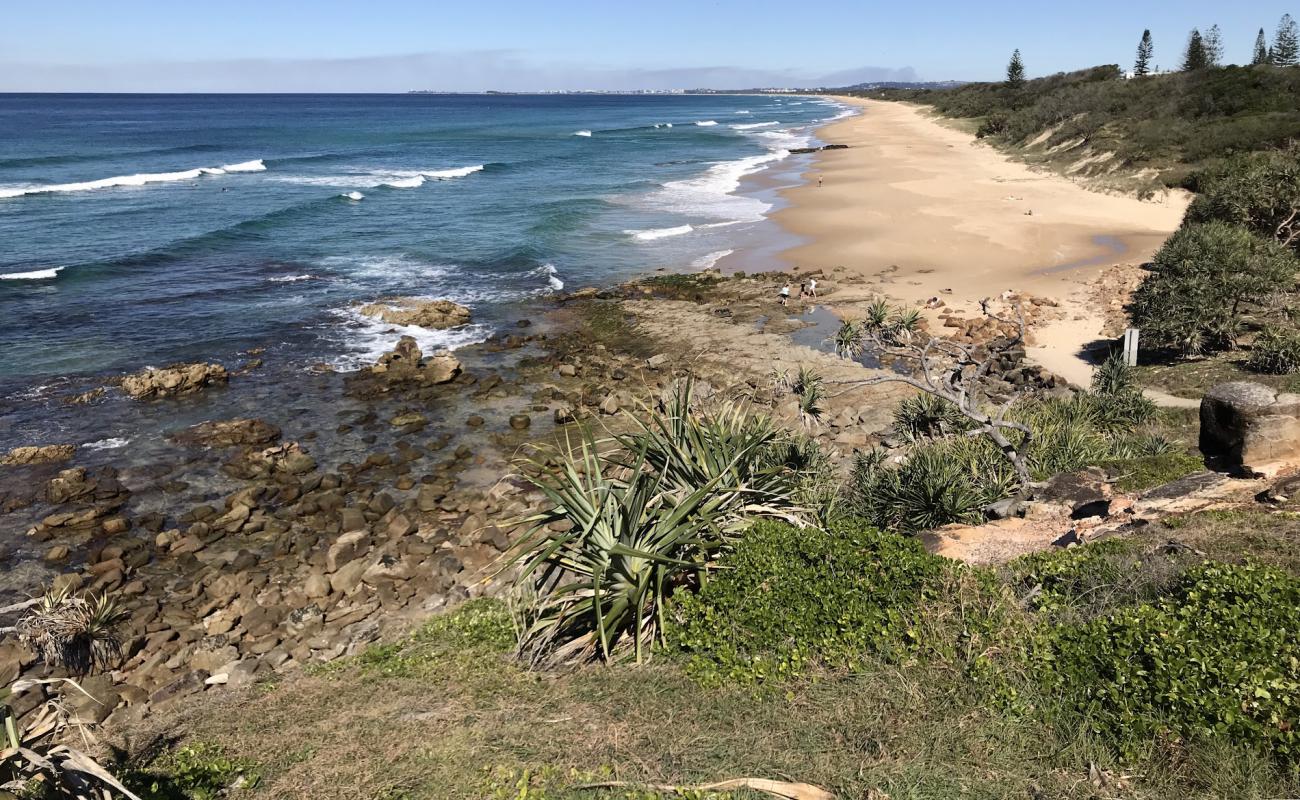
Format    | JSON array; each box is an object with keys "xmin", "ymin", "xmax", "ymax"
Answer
[{"xmin": 14, "ymin": 588, "xmax": 128, "ymax": 675}]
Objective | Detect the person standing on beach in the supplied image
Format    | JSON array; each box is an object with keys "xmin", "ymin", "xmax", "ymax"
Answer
[
  {"xmin": 807, "ymin": 277, "xmax": 818, "ymax": 298},
  {"xmin": 817, "ymin": 175, "xmax": 824, "ymax": 187},
  {"xmin": 779, "ymin": 283, "xmax": 791, "ymax": 306}
]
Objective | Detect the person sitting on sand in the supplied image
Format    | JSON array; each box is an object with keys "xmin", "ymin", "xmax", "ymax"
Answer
[{"xmin": 779, "ymin": 283, "xmax": 791, "ymax": 306}]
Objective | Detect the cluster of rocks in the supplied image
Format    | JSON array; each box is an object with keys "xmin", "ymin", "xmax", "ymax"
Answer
[
  {"xmin": 1091, "ymin": 263, "xmax": 1145, "ymax": 338},
  {"xmin": 26, "ymin": 467, "xmax": 132, "ymax": 546},
  {"xmin": 120, "ymin": 362, "xmax": 229, "ymax": 399},
  {"xmin": 2, "ymin": 420, "xmax": 537, "ymax": 731},
  {"xmin": 358, "ymin": 298, "xmax": 472, "ymax": 329},
  {"xmin": 937, "ymin": 293, "xmax": 1059, "ymax": 345},
  {"xmin": 788, "ymin": 144, "xmax": 850, "ymax": 154}
]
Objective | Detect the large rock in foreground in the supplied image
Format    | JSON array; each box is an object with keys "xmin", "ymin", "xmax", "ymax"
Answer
[
  {"xmin": 358, "ymin": 298, "xmax": 471, "ymax": 329},
  {"xmin": 1200, "ymin": 381, "xmax": 1300, "ymax": 473},
  {"xmin": 121, "ymin": 362, "xmax": 228, "ymax": 399}
]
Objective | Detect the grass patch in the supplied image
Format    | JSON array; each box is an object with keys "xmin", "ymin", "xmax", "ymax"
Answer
[
  {"xmin": 1134, "ymin": 353, "xmax": 1300, "ymax": 397},
  {"xmin": 124, "ymin": 742, "xmax": 261, "ymax": 800},
  {"xmin": 121, "ymin": 511, "xmax": 1300, "ymax": 800},
  {"xmin": 1103, "ymin": 451, "xmax": 1206, "ymax": 492}
]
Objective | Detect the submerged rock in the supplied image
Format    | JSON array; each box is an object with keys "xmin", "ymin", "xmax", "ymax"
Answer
[
  {"xmin": 172, "ymin": 418, "xmax": 281, "ymax": 448},
  {"xmin": 358, "ymin": 297, "xmax": 471, "ymax": 329},
  {"xmin": 1, "ymin": 444, "xmax": 76, "ymax": 466},
  {"xmin": 121, "ymin": 362, "xmax": 228, "ymax": 399}
]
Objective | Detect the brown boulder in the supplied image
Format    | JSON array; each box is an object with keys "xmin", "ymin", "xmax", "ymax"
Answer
[
  {"xmin": 1200, "ymin": 382, "xmax": 1300, "ymax": 473},
  {"xmin": 371, "ymin": 336, "xmax": 462, "ymax": 385},
  {"xmin": 121, "ymin": 362, "xmax": 228, "ymax": 399},
  {"xmin": 358, "ymin": 297, "xmax": 471, "ymax": 329}
]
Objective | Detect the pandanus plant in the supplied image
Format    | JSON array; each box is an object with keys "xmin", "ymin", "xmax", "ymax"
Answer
[{"xmin": 510, "ymin": 380, "xmax": 804, "ymax": 665}]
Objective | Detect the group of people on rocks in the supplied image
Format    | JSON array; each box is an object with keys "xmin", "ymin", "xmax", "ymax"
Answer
[{"xmin": 778, "ymin": 277, "xmax": 817, "ymax": 306}]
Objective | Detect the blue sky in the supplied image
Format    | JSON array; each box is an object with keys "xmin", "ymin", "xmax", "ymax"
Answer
[{"xmin": 2, "ymin": 0, "xmax": 1295, "ymax": 91}]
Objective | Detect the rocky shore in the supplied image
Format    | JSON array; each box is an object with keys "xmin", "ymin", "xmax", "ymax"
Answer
[{"xmin": 0, "ymin": 267, "xmax": 1079, "ymax": 734}]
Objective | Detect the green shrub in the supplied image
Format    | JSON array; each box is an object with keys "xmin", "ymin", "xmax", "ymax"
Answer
[
  {"xmin": 848, "ymin": 439, "xmax": 1011, "ymax": 532},
  {"xmin": 1131, "ymin": 221, "xmax": 1299, "ymax": 356},
  {"xmin": 892, "ymin": 393, "xmax": 972, "ymax": 441},
  {"xmin": 1248, "ymin": 326, "xmax": 1300, "ymax": 374},
  {"xmin": 1185, "ymin": 145, "xmax": 1300, "ymax": 251},
  {"xmin": 1036, "ymin": 562, "xmax": 1300, "ymax": 764},
  {"xmin": 864, "ymin": 65, "xmax": 1300, "ymax": 180},
  {"xmin": 1006, "ymin": 538, "xmax": 1182, "ymax": 619},
  {"xmin": 669, "ymin": 519, "xmax": 945, "ymax": 685},
  {"xmin": 127, "ymin": 743, "xmax": 260, "ymax": 800}
]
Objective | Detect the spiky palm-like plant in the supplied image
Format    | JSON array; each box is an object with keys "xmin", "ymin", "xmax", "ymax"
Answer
[{"xmin": 511, "ymin": 381, "xmax": 803, "ymax": 664}]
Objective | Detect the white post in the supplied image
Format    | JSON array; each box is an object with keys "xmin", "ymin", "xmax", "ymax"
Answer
[{"xmin": 1123, "ymin": 328, "xmax": 1140, "ymax": 367}]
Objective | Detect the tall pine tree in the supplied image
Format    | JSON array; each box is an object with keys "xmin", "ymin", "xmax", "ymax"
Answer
[
  {"xmin": 1182, "ymin": 29, "xmax": 1209, "ymax": 71},
  {"xmin": 1006, "ymin": 49, "xmax": 1026, "ymax": 90},
  {"xmin": 1254, "ymin": 28, "xmax": 1270, "ymax": 64},
  {"xmin": 1274, "ymin": 13, "xmax": 1300, "ymax": 66},
  {"xmin": 1204, "ymin": 24, "xmax": 1223, "ymax": 66},
  {"xmin": 1134, "ymin": 29, "xmax": 1154, "ymax": 75}
]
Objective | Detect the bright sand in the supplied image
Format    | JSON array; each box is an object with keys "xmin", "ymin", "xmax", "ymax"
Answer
[{"xmin": 772, "ymin": 96, "xmax": 1191, "ymax": 383}]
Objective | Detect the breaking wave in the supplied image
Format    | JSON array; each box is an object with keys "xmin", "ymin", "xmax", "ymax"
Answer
[
  {"xmin": 625, "ymin": 224, "xmax": 694, "ymax": 241},
  {"xmin": 0, "ymin": 266, "xmax": 65, "ymax": 280},
  {"xmin": 0, "ymin": 159, "xmax": 266, "ymax": 199}
]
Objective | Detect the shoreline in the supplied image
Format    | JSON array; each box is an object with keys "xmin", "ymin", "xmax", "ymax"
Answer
[{"xmin": 769, "ymin": 96, "xmax": 1189, "ymax": 382}]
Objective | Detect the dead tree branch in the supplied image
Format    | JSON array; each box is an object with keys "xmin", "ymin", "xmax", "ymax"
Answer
[{"xmin": 831, "ymin": 298, "xmax": 1036, "ymax": 494}]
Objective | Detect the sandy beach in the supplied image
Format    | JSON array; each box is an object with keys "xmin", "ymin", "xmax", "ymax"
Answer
[{"xmin": 774, "ymin": 97, "xmax": 1191, "ymax": 384}]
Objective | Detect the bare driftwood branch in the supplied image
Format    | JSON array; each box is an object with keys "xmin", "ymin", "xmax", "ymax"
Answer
[{"xmin": 832, "ymin": 298, "xmax": 1035, "ymax": 494}]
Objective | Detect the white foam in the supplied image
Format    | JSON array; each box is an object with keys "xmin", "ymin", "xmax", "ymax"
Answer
[
  {"xmin": 0, "ymin": 160, "xmax": 266, "ymax": 198},
  {"xmin": 221, "ymin": 159, "xmax": 266, "ymax": 173},
  {"xmin": 735, "ymin": 110, "xmax": 751, "ymax": 115},
  {"xmin": 341, "ymin": 191, "xmax": 365, "ymax": 201},
  {"xmin": 692, "ymin": 249, "xmax": 734, "ymax": 269},
  {"xmin": 332, "ymin": 306, "xmax": 493, "ymax": 371},
  {"xmin": 276, "ymin": 164, "xmax": 483, "ymax": 189},
  {"xmin": 625, "ymin": 224, "xmax": 694, "ymax": 241},
  {"xmin": 270, "ymin": 274, "xmax": 313, "ymax": 283},
  {"xmin": 424, "ymin": 165, "xmax": 484, "ymax": 179},
  {"xmin": 573, "ymin": 130, "xmax": 593, "ymax": 137},
  {"xmin": 84, "ymin": 437, "xmax": 129, "ymax": 450},
  {"xmin": 639, "ymin": 151, "xmax": 785, "ymax": 224},
  {"xmin": 731, "ymin": 121, "xmax": 780, "ymax": 130},
  {"xmin": 0, "ymin": 266, "xmax": 64, "ymax": 280},
  {"xmin": 536, "ymin": 263, "xmax": 564, "ymax": 291},
  {"xmin": 384, "ymin": 175, "xmax": 426, "ymax": 189},
  {"xmin": 694, "ymin": 120, "xmax": 719, "ymax": 127}
]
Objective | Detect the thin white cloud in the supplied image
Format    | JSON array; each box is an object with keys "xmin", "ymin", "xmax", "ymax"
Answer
[{"xmin": 0, "ymin": 51, "xmax": 918, "ymax": 92}]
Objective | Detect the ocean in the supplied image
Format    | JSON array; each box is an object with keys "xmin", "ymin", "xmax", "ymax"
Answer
[{"xmin": 0, "ymin": 92, "xmax": 847, "ymax": 453}]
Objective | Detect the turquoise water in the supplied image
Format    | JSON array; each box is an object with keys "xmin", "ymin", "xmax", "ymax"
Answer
[{"xmin": 0, "ymin": 93, "xmax": 845, "ymax": 394}]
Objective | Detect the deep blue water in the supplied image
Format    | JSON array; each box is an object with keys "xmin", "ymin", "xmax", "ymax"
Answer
[{"xmin": 0, "ymin": 93, "xmax": 844, "ymax": 394}]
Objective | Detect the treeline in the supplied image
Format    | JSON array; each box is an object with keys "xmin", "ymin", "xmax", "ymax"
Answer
[
  {"xmin": 861, "ymin": 65, "xmax": 1300, "ymax": 186},
  {"xmin": 855, "ymin": 14, "xmax": 1300, "ymax": 187}
]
